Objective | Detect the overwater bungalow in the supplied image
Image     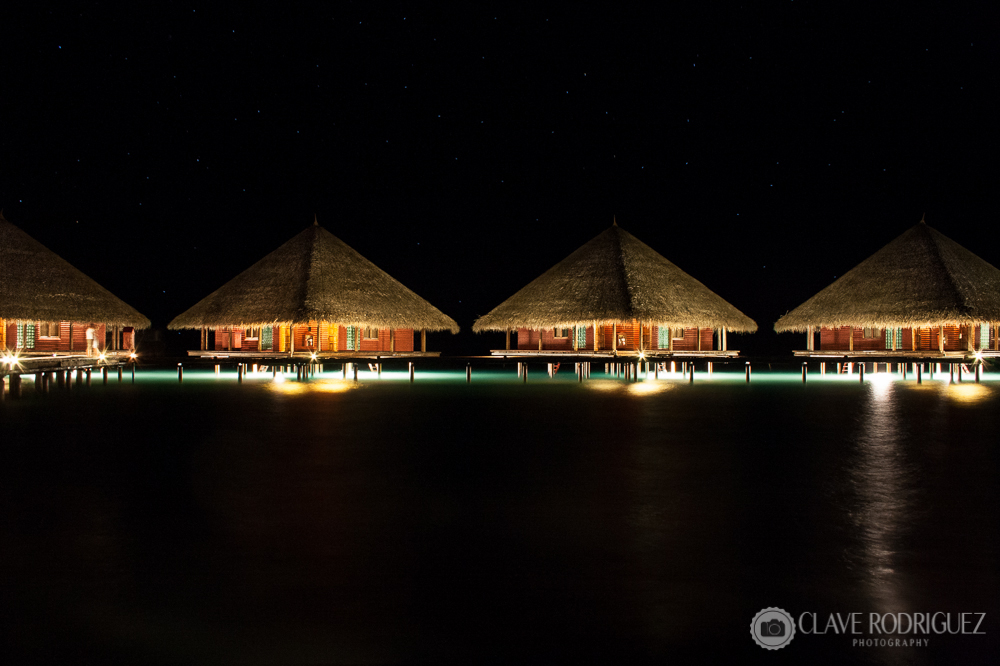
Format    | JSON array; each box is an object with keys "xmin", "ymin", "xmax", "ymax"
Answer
[
  {"xmin": 472, "ymin": 222, "xmax": 757, "ymax": 357},
  {"xmin": 0, "ymin": 213, "xmax": 150, "ymax": 358},
  {"xmin": 167, "ymin": 219, "xmax": 459, "ymax": 357},
  {"xmin": 774, "ymin": 218, "xmax": 1000, "ymax": 359}
]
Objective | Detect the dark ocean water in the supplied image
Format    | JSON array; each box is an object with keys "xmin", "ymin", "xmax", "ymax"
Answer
[{"xmin": 1, "ymin": 366, "xmax": 998, "ymax": 664}]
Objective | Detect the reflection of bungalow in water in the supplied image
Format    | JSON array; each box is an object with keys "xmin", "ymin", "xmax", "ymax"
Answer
[
  {"xmin": 473, "ymin": 222, "xmax": 757, "ymax": 357},
  {"xmin": 167, "ymin": 219, "xmax": 459, "ymax": 357},
  {"xmin": 0, "ymin": 213, "xmax": 149, "ymax": 355},
  {"xmin": 775, "ymin": 219, "xmax": 1000, "ymax": 358}
]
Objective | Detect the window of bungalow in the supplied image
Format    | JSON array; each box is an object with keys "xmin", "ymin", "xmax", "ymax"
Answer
[
  {"xmin": 553, "ymin": 327, "xmax": 570, "ymax": 338},
  {"xmin": 245, "ymin": 327, "xmax": 260, "ymax": 339},
  {"xmin": 364, "ymin": 327, "xmax": 379, "ymax": 340},
  {"xmin": 673, "ymin": 328, "xmax": 685, "ymax": 339},
  {"xmin": 863, "ymin": 327, "xmax": 879, "ymax": 339},
  {"xmin": 39, "ymin": 322, "xmax": 61, "ymax": 338}
]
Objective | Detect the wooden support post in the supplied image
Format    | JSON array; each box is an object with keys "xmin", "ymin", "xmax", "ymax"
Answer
[
  {"xmin": 421, "ymin": 330, "xmax": 426, "ymax": 353},
  {"xmin": 522, "ymin": 363, "xmax": 527, "ymax": 383},
  {"xmin": 85, "ymin": 369, "xmax": 91, "ymax": 385},
  {"xmin": 975, "ymin": 364, "xmax": 981, "ymax": 383},
  {"xmin": 688, "ymin": 362, "xmax": 694, "ymax": 384},
  {"xmin": 722, "ymin": 328, "xmax": 727, "ymax": 351},
  {"xmin": 131, "ymin": 364, "xmax": 135, "ymax": 383},
  {"xmin": 102, "ymin": 367, "xmax": 108, "ymax": 384},
  {"xmin": 69, "ymin": 322, "xmax": 74, "ymax": 351},
  {"xmin": 390, "ymin": 328, "xmax": 395, "ymax": 353},
  {"xmin": 506, "ymin": 329, "xmax": 510, "ymax": 351},
  {"xmin": 612, "ymin": 323, "xmax": 617, "ymax": 353},
  {"xmin": 178, "ymin": 364, "xmax": 183, "ymax": 382},
  {"xmin": 911, "ymin": 327, "xmax": 917, "ymax": 352},
  {"xmin": 957, "ymin": 364, "xmax": 962, "ymax": 383},
  {"xmin": 949, "ymin": 363, "xmax": 954, "ymax": 384},
  {"xmin": 117, "ymin": 367, "xmax": 123, "ymax": 382},
  {"xmin": 859, "ymin": 363, "xmax": 865, "ymax": 383},
  {"xmin": 696, "ymin": 326, "xmax": 701, "ymax": 352},
  {"xmin": 10, "ymin": 373, "xmax": 20, "ymax": 398},
  {"xmin": 291, "ymin": 326, "xmax": 296, "ymax": 355},
  {"xmin": 849, "ymin": 327, "xmax": 853, "ymax": 352},
  {"xmin": 466, "ymin": 364, "xmax": 471, "ymax": 383},
  {"xmin": 917, "ymin": 365, "xmax": 922, "ymax": 384},
  {"xmin": 594, "ymin": 321, "xmax": 599, "ymax": 352},
  {"xmin": 802, "ymin": 363, "xmax": 807, "ymax": 383},
  {"xmin": 353, "ymin": 364, "xmax": 358, "ymax": 381},
  {"xmin": 409, "ymin": 362, "xmax": 414, "ymax": 382},
  {"xmin": 573, "ymin": 326, "xmax": 578, "ymax": 352},
  {"xmin": 538, "ymin": 331, "xmax": 543, "ymax": 351},
  {"xmin": 939, "ymin": 325, "xmax": 945, "ymax": 354}
]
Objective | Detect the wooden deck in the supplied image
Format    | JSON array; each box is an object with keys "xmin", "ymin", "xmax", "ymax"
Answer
[
  {"xmin": 489, "ymin": 349, "xmax": 741, "ymax": 359},
  {"xmin": 186, "ymin": 350, "xmax": 442, "ymax": 360},
  {"xmin": 793, "ymin": 350, "xmax": 999, "ymax": 359},
  {"xmin": 2, "ymin": 351, "xmax": 134, "ymax": 377}
]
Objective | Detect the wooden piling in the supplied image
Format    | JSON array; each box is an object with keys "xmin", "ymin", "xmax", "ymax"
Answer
[
  {"xmin": 522, "ymin": 363, "xmax": 526, "ymax": 383},
  {"xmin": 859, "ymin": 363, "xmax": 864, "ymax": 383},
  {"xmin": 688, "ymin": 362, "xmax": 694, "ymax": 384},
  {"xmin": 178, "ymin": 364, "xmax": 183, "ymax": 382},
  {"xmin": 102, "ymin": 367, "xmax": 108, "ymax": 384},
  {"xmin": 957, "ymin": 364, "xmax": 962, "ymax": 383},
  {"xmin": 10, "ymin": 374, "xmax": 21, "ymax": 398},
  {"xmin": 802, "ymin": 363, "xmax": 807, "ymax": 383},
  {"xmin": 131, "ymin": 364, "xmax": 135, "ymax": 383},
  {"xmin": 746, "ymin": 363, "xmax": 751, "ymax": 383},
  {"xmin": 353, "ymin": 364, "xmax": 358, "ymax": 381},
  {"xmin": 86, "ymin": 369, "xmax": 91, "ymax": 386},
  {"xmin": 409, "ymin": 362, "xmax": 414, "ymax": 382},
  {"xmin": 466, "ymin": 364, "xmax": 471, "ymax": 383},
  {"xmin": 917, "ymin": 365, "xmax": 922, "ymax": 384},
  {"xmin": 118, "ymin": 367, "xmax": 123, "ymax": 381},
  {"xmin": 976, "ymin": 364, "xmax": 981, "ymax": 383},
  {"xmin": 949, "ymin": 364, "xmax": 954, "ymax": 384}
]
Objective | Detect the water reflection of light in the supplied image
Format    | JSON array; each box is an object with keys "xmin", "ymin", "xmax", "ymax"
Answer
[
  {"xmin": 586, "ymin": 380, "xmax": 624, "ymax": 392},
  {"xmin": 868, "ymin": 373, "xmax": 893, "ymax": 400},
  {"xmin": 945, "ymin": 383, "xmax": 989, "ymax": 405},
  {"xmin": 312, "ymin": 380, "xmax": 354, "ymax": 393},
  {"xmin": 627, "ymin": 381, "xmax": 674, "ymax": 396},
  {"xmin": 853, "ymin": 375, "xmax": 912, "ymax": 613}
]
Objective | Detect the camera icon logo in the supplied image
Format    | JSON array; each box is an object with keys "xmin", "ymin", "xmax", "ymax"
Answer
[{"xmin": 751, "ymin": 607, "xmax": 795, "ymax": 649}]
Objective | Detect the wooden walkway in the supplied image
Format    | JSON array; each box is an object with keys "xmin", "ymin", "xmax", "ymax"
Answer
[
  {"xmin": 1, "ymin": 351, "xmax": 134, "ymax": 377},
  {"xmin": 489, "ymin": 349, "xmax": 741, "ymax": 359},
  {"xmin": 185, "ymin": 350, "xmax": 442, "ymax": 361},
  {"xmin": 793, "ymin": 350, "xmax": 999, "ymax": 360}
]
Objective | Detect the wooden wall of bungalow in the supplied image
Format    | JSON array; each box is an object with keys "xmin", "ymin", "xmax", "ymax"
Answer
[
  {"xmin": 210, "ymin": 322, "xmax": 416, "ymax": 353},
  {"xmin": 0, "ymin": 320, "xmax": 131, "ymax": 352},
  {"xmin": 516, "ymin": 321, "xmax": 718, "ymax": 352},
  {"xmin": 817, "ymin": 324, "xmax": 997, "ymax": 352}
]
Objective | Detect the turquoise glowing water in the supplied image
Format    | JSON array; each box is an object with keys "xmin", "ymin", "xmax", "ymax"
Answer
[{"xmin": 2, "ymin": 367, "xmax": 997, "ymax": 663}]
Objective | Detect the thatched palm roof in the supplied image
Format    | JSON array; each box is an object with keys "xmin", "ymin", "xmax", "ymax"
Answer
[
  {"xmin": 774, "ymin": 219, "xmax": 1000, "ymax": 332},
  {"xmin": 168, "ymin": 221, "xmax": 459, "ymax": 333},
  {"xmin": 0, "ymin": 213, "xmax": 150, "ymax": 327},
  {"xmin": 472, "ymin": 224, "xmax": 757, "ymax": 332}
]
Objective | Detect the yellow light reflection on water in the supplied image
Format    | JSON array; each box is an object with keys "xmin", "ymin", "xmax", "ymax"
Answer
[
  {"xmin": 945, "ymin": 383, "xmax": 990, "ymax": 405},
  {"xmin": 627, "ymin": 381, "xmax": 674, "ymax": 396}
]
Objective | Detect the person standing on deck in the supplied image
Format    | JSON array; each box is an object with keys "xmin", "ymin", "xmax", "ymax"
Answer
[{"xmin": 85, "ymin": 324, "xmax": 96, "ymax": 357}]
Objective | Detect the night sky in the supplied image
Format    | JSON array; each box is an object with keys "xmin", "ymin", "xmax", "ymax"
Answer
[{"xmin": 2, "ymin": 4, "xmax": 996, "ymax": 355}]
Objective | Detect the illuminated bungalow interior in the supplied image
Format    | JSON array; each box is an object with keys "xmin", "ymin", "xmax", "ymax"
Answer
[
  {"xmin": 0, "ymin": 213, "xmax": 150, "ymax": 355},
  {"xmin": 472, "ymin": 222, "xmax": 757, "ymax": 356},
  {"xmin": 167, "ymin": 218, "xmax": 459, "ymax": 356},
  {"xmin": 774, "ymin": 218, "xmax": 1000, "ymax": 358}
]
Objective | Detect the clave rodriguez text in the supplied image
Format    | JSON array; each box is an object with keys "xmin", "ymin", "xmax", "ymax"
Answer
[{"xmin": 798, "ymin": 612, "xmax": 986, "ymax": 638}]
